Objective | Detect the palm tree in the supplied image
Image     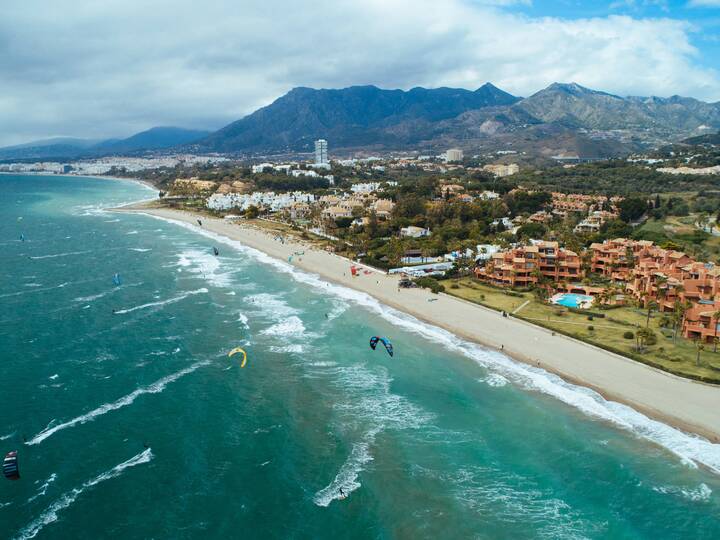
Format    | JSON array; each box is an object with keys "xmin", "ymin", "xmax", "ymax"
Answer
[
  {"xmin": 645, "ymin": 300, "xmax": 658, "ymax": 328},
  {"xmin": 695, "ymin": 338, "xmax": 705, "ymax": 367},
  {"xmin": 712, "ymin": 311, "xmax": 720, "ymax": 353},
  {"xmin": 671, "ymin": 299, "xmax": 692, "ymax": 343},
  {"xmin": 655, "ymin": 275, "xmax": 668, "ymax": 314}
]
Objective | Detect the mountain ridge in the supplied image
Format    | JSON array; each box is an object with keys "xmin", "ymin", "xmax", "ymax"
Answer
[
  {"xmin": 0, "ymin": 126, "xmax": 210, "ymax": 161},
  {"xmin": 190, "ymin": 82, "xmax": 720, "ymax": 157}
]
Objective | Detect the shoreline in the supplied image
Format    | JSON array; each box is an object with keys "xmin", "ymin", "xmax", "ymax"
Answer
[
  {"xmin": 115, "ymin": 203, "xmax": 720, "ymax": 443},
  {"xmin": 0, "ymin": 171, "xmax": 158, "ymax": 192}
]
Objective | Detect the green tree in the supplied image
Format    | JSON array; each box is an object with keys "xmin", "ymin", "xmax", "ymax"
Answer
[{"xmin": 618, "ymin": 197, "xmax": 648, "ymax": 223}]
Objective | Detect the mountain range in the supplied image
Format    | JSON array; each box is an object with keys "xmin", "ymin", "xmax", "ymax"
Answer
[
  {"xmin": 0, "ymin": 127, "xmax": 210, "ymax": 161},
  {"xmin": 188, "ymin": 82, "xmax": 720, "ymax": 158},
  {"xmin": 3, "ymin": 83, "xmax": 720, "ymax": 160}
]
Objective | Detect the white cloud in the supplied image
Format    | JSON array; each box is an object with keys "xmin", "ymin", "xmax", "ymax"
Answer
[{"xmin": 0, "ymin": 0, "xmax": 718, "ymax": 146}]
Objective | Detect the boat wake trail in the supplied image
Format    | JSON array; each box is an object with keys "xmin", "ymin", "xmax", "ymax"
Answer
[
  {"xmin": 114, "ymin": 288, "xmax": 208, "ymax": 314},
  {"xmin": 14, "ymin": 449, "xmax": 153, "ymax": 540},
  {"xmin": 27, "ymin": 360, "xmax": 210, "ymax": 445}
]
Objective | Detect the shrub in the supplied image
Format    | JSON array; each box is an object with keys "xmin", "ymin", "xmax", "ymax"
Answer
[
  {"xmin": 450, "ymin": 283, "xmax": 460, "ymax": 289},
  {"xmin": 623, "ymin": 331, "xmax": 635, "ymax": 339},
  {"xmin": 414, "ymin": 277, "xmax": 445, "ymax": 294},
  {"xmin": 588, "ymin": 325, "xmax": 595, "ymax": 332},
  {"xmin": 587, "ymin": 315, "xmax": 594, "ymax": 321},
  {"xmin": 645, "ymin": 333, "xmax": 658, "ymax": 346}
]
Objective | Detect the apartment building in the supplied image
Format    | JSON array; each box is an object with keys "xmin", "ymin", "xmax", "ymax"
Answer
[{"xmin": 475, "ymin": 241, "xmax": 582, "ymax": 288}]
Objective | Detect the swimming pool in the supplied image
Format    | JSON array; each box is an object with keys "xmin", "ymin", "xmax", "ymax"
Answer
[{"xmin": 552, "ymin": 293, "xmax": 594, "ymax": 308}]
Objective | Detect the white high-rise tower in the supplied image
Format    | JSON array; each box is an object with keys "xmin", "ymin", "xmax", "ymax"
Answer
[{"xmin": 314, "ymin": 139, "xmax": 328, "ymax": 165}]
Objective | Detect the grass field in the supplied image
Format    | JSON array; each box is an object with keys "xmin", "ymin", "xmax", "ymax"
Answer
[{"xmin": 442, "ymin": 278, "xmax": 720, "ymax": 384}]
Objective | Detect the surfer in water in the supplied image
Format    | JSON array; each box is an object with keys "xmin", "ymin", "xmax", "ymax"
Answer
[{"xmin": 339, "ymin": 488, "xmax": 346, "ymax": 499}]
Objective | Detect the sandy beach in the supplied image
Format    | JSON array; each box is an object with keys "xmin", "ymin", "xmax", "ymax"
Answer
[{"xmin": 116, "ymin": 204, "xmax": 720, "ymax": 441}]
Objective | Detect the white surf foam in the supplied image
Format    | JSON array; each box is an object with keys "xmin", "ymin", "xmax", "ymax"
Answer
[
  {"xmin": 313, "ymin": 365, "xmax": 433, "ymax": 506},
  {"xmin": 0, "ymin": 431, "xmax": 15, "ymax": 441},
  {"xmin": 144, "ymin": 213, "xmax": 720, "ymax": 475},
  {"xmin": 176, "ymin": 248, "xmax": 234, "ymax": 288},
  {"xmin": 27, "ymin": 473, "xmax": 57, "ymax": 503},
  {"xmin": 481, "ymin": 373, "xmax": 508, "ymax": 388},
  {"xmin": 268, "ymin": 344, "xmax": 305, "ymax": 354},
  {"xmin": 261, "ymin": 316, "xmax": 305, "ymax": 338},
  {"xmin": 48, "ymin": 374, "xmax": 59, "ymax": 380},
  {"xmin": 313, "ymin": 428, "xmax": 378, "ymax": 507},
  {"xmin": 244, "ymin": 293, "xmax": 298, "ymax": 318},
  {"xmin": 114, "ymin": 287, "xmax": 208, "ymax": 314},
  {"xmin": 129, "ymin": 247, "xmax": 152, "ymax": 252},
  {"xmin": 27, "ymin": 361, "xmax": 210, "ymax": 445},
  {"xmin": 0, "ymin": 281, "xmax": 71, "ymax": 299},
  {"xmin": 15, "ymin": 449, "xmax": 153, "ymax": 540},
  {"xmin": 652, "ymin": 482, "xmax": 712, "ymax": 502},
  {"xmin": 29, "ymin": 250, "xmax": 91, "ymax": 260}
]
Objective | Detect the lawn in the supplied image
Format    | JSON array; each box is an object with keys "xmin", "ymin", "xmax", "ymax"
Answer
[{"xmin": 442, "ymin": 278, "xmax": 720, "ymax": 384}]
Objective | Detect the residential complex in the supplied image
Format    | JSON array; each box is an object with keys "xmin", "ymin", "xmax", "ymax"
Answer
[
  {"xmin": 475, "ymin": 241, "xmax": 581, "ymax": 288},
  {"xmin": 478, "ymin": 236, "xmax": 720, "ymax": 343}
]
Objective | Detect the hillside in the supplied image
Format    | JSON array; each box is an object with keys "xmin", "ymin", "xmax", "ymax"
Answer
[
  {"xmin": 191, "ymin": 82, "xmax": 720, "ymax": 157},
  {"xmin": 194, "ymin": 84, "xmax": 520, "ymax": 153}
]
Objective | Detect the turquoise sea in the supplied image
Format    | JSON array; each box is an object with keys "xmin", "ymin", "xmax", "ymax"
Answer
[{"xmin": 1, "ymin": 174, "xmax": 720, "ymax": 539}]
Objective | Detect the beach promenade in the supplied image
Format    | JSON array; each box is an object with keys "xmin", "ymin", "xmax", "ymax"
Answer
[{"xmin": 118, "ymin": 205, "xmax": 720, "ymax": 441}]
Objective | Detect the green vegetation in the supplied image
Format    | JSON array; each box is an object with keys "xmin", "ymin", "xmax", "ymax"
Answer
[{"xmin": 442, "ymin": 278, "xmax": 720, "ymax": 383}]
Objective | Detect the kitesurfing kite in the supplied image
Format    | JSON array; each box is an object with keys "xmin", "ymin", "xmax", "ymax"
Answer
[
  {"xmin": 369, "ymin": 336, "xmax": 393, "ymax": 357},
  {"xmin": 197, "ymin": 219, "xmax": 203, "ymax": 227},
  {"xmin": 228, "ymin": 347, "xmax": 247, "ymax": 367},
  {"xmin": 3, "ymin": 451, "xmax": 19, "ymax": 480}
]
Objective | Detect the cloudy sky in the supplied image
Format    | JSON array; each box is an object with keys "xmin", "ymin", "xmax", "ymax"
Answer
[{"xmin": 1, "ymin": 0, "xmax": 719, "ymax": 146}]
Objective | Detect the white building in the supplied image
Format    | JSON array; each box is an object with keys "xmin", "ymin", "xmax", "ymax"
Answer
[
  {"xmin": 483, "ymin": 163, "xmax": 519, "ymax": 177},
  {"xmin": 251, "ymin": 163, "xmax": 273, "ymax": 174},
  {"xmin": 475, "ymin": 244, "xmax": 501, "ymax": 262},
  {"xmin": 479, "ymin": 190, "xmax": 500, "ymax": 200},
  {"xmin": 207, "ymin": 191, "xmax": 315, "ymax": 212},
  {"xmin": 315, "ymin": 139, "xmax": 328, "ymax": 165},
  {"xmin": 350, "ymin": 181, "xmax": 398, "ymax": 193},
  {"xmin": 400, "ymin": 226, "xmax": 432, "ymax": 238},
  {"xmin": 291, "ymin": 169, "xmax": 320, "ymax": 178},
  {"xmin": 445, "ymin": 148, "xmax": 463, "ymax": 163}
]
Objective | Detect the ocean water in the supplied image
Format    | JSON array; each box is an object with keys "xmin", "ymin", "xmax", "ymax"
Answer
[{"xmin": 1, "ymin": 174, "xmax": 720, "ymax": 539}]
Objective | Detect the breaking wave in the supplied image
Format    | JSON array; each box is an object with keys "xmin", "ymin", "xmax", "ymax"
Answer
[
  {"xmin": 14, "ymin": 449, "xmax": 153, "ymax": 540},
  {"xmin": 27, "ymin": 360, "xmax": 210, "ymax": 445},
  {"xmin": 143, "ymin": 213, "xmax": 720, "ymax": 475},
  {"xmin": 114, "ymin": 288, "xmax": 208, "ymax": 314}
]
